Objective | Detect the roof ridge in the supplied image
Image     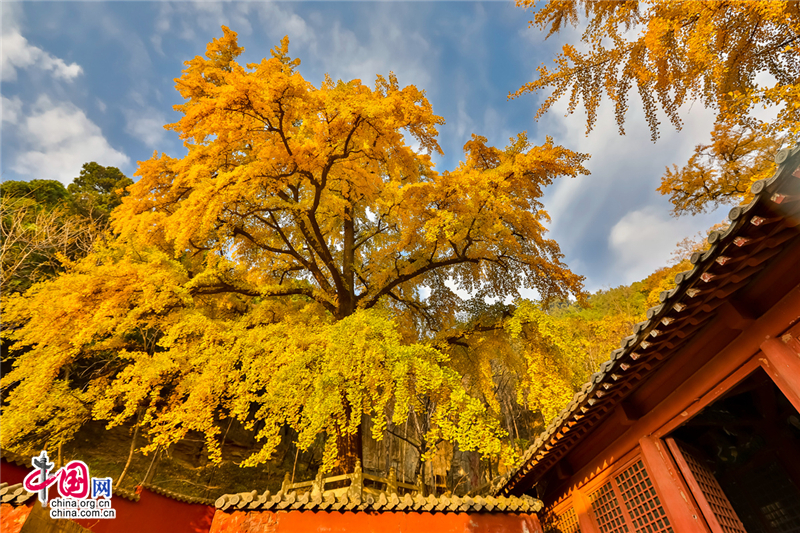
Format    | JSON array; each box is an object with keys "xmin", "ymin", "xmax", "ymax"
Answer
[
  {"xmin": 213, "ymin": 485, "xmax": 542, "ymax": 513},
  {"xmin": 0, "ymin": 482, "xmax": 35, "ymax": 506},
  {"xmin": 140, "ymin": 483, "xmax": 215, "ymax": 506}
]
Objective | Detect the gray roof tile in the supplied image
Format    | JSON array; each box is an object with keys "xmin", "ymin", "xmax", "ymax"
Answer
[{"xmin": 141, "ymin": 483, "xmax": 214, "ymax": 506}]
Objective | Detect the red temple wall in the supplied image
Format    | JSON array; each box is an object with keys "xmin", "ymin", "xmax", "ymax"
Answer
[
  {"xmin": 0, "ymin": 503, "xmax": 33, "ymax": 533},
  {"xmin": 210, "ymin": 509, "xmax": 543, "ymax": 533},
  {"xmin": 73, "ymin": 488, "xmax": 215, "ymax": 533},
  {"xmin": 1, "ymin": 459, "xmax": 30, "ymax": 486}
]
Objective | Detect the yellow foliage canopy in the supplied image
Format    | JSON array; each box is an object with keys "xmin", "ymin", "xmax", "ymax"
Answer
[
  {"xmin": 657, "ymin": 123, "xmax": 782, "ymax": 215},
  {"xmin": 1, "ymin": 239, "xmax": 512, "ymax": 471},
  {"xmin": 2, "ymin": 28, "xmax": 589, "ymax": 473},
  {"xmin": 114, "ymin": 29, "xmax": 589, "ymax": 324},
  {"xmin": 515, "ymin": 0, "xmax": 799, "ymax": 213}
]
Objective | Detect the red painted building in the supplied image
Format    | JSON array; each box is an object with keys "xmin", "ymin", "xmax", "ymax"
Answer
[{"xmin": 495, "ymin": 145, "xmax": 800, "ymax": 533}]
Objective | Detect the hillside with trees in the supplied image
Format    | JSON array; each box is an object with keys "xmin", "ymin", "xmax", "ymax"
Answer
[{"xmin": 0, "ymin": 163, "xmax": 132, "ymax": 294}]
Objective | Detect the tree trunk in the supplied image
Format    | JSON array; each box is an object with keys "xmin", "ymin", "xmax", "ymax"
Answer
[
  {"xmin": 341, "ymin": 200, "xmax": 355, "ymax": 317},
  {"xmin": 116, "ymin": 408, "xmax": 142, "ymax": 489},
  {"xmin": 335, "ymin": 196, "xmax": 360, "ymax": 472},
  {"xmin": 142, "ymin": 447, "xmax": 161, "ymax": 485},
  {"xmin": 335, "ymin": 423, "xmax": 362, "ymax": 474},
  {"xmin": 335, "ymin": 399, "xmax": 362, "ymax": 474}
]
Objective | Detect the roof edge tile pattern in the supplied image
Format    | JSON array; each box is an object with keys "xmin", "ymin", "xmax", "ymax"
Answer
[
  {"xmin": 114, "ymin": 486, "xmax": 140, "ymax": 502},
  {"xmin": 493, "ymin": 143, "xmax": 800, "ymax": 496},
  {"xmin": 0, "ymin": 483, "xmax": 35, "ymax": 506},
  {"xmin": 215, "ymin": 462, "xmax": 543, "ymax": 514},
  {"xmin": 141, "ymin": 483, "xmax": 214, "ymax": 506},
  {"xmin": 214, "ymin": 489, "xmax": 542, "ymax": 514},
  {"xmin": 0, "ymin": 481, "xmax": 141, "ymax": 504},
  {"xmin": 0, "ymin": 449, "xmax": 30, "ymax": 469}
]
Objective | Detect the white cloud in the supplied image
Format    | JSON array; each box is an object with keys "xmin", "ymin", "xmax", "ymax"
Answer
[
  {"xmin": 1, "ymin": 29, "xmax": 83, "ymax": 82},
  {"xmin": 750, "ymin": 71, "xmax": 783, "ymax": 125},
  {"xmin": 481, "ymin": 106, "xmax": 515, "ymax": 148},
  {"xmin": 444, "ymin": 279, "xmax": 472, "ymax": 301},
  {"xmin": 453, "ymin": 98, "xmax": 475, "ymax": 145},
  {"xmin": 2, "ymin": 95, "xmax": 23, "ymax": 124},
  {"xmin": 541, "ymin": 94, "xmax": 718, "ymax": 226},
  {"xmin": 153, "ymin": 2, "xmax": 255, "ymax": 44},
  {"xmin": 150, "ymin": 13, "xmax": 171, "ymax": 55},
  {"xmin": 11, "ymin": 97, "xmax": 130, "ymax": 184},
  {"xmin": 124, "ymin": 108, "xmax": 168, "ymax": 148},
  {"xmin": 608, "ymin": 208, "xmax": 714, "ymax": 284},
  {"xmin": 529, "ymin": 70, "xmax": 723, "ymax": 289},
  {"xmin": 154, "ymin": 3, "xmax": 433, "ymax": 94}
]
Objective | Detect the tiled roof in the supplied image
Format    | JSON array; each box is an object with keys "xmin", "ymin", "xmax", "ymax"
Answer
[
  {"xmin": 0, "ymin": 449, "xmax": 29, "ymax": 468},
  {"xmin": 141, "ymin": 483, "xmax": 214, "ymax": 506},
  {"xmin": 0, "ymin": 480, "xmax": 140, "ymax": 504},
  {"xmin": 494, "ymin": 143, "xmax": 800, "ymax": 497},
  {"xmin": 114, "ymin": 486, "xmax": 140, "ymax": 502},
  {"xmin": 215, "ymin": 463, "xmax": 541, "ymax": 514},
  {"xmin": 0, "ymin": 483, "xmax": 35, "ymax": 506},
  {"xmin": 215, "ymin": 488, "xmax": 542, "ymax": 514}
]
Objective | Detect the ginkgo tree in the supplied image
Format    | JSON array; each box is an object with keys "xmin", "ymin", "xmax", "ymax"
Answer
[
  {"xmin": 515, "ymin": 0, "xmax": 799, "ymax": 214},
  {"xmin": 2, "ymin": 28, "xmax": 588, "ymax": 474}
]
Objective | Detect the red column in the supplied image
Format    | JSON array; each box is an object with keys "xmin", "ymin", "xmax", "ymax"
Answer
[
  {"xmin": 638, "ymin": 437, "xmax": 708, "ymax": 533},
  {"xmin": 572, "ymin": 489, "xmax": 599, "ymax": 533}
]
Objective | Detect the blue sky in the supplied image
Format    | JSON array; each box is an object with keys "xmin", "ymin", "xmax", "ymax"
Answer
[{"xmin": 1, "ymin": 1, "xmax": 726, "ymax": 292}]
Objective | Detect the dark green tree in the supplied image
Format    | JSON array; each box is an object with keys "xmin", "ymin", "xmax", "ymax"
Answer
[
  {"xmin": 0, "ymin": 180, "xmax": 71, "ymax": 211},
  {"xmin": 67, "ymin": 162, "xmax": 134, "ymax": 220},
  {"xmin": 1, "ymin": 164, "xmax": 133, "ymax": 294}
]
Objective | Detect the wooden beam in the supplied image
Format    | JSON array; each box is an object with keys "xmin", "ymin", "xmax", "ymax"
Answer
[
  {"xmin": 638, "ymin": 436, "xmax": 709, "ymax": 533},
  {"xmin": 717, "ymin": 299, "xmax": 758, "ymax": 331},
  {"xmin": 615, "ymin": 401, "xmax": 640, "ymax": 426},
  {"xmin": 759, "ymin": 337, "xmax": 800, "ymax": 412},
  {"xmin": 554, "ymin": 460, "xmax": 573, "ymax": 481},
  {"xmin": 654, "ymin": 357, "xmax": 760, "ymax": 438}
]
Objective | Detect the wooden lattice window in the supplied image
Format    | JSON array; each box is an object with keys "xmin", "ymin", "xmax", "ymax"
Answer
[
  {"xmin": 614, "ymin": 460, "xmax": 673, "ymax": 533},
  {"xmin": 580, "ymin": 456, "xmax": 674, "ymax": 533},
  {"xmin": 589, "ymin": 481, "xmax": 629, "ymax": 533},
  {"xmin": 667, "ymin": 439, "xmax": 746, "ymax": 533},
  {"xmin": 556, "ymin": 506, "xmax": 582, "ymax": 533}
]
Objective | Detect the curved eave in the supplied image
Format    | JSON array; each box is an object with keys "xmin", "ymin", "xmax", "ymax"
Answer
[{"xmin": 494, "ymin": 143, "xmax": 800, "ymax": 497}]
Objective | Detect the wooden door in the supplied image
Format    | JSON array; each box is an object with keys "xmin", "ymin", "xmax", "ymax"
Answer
[{"xmin": 666, "ymin": 438, "xmax": 746, "ymax": 533}]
